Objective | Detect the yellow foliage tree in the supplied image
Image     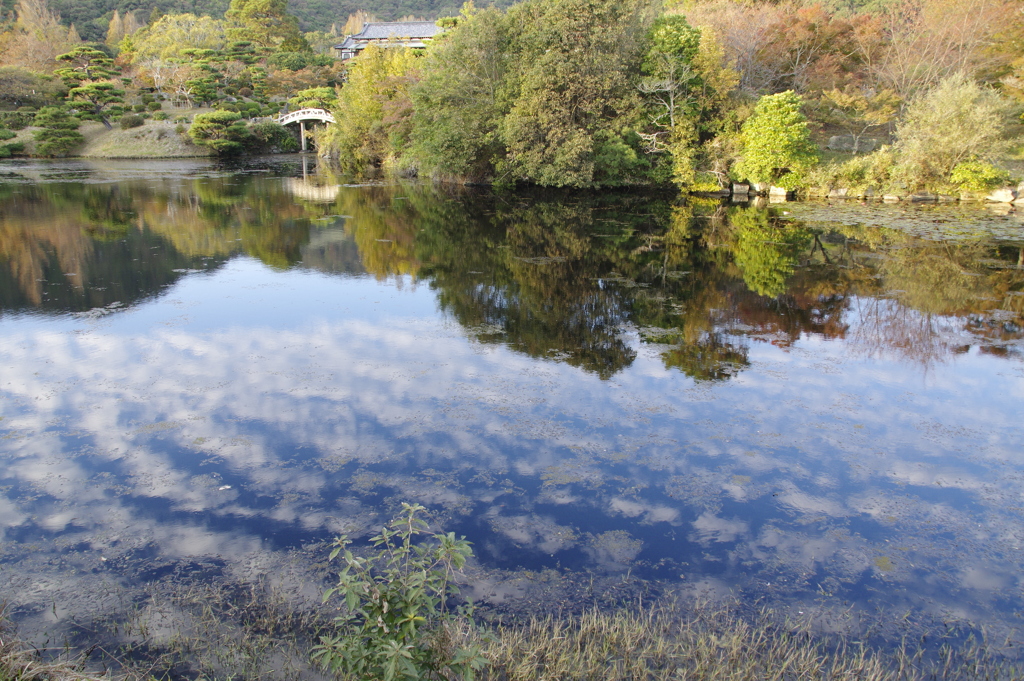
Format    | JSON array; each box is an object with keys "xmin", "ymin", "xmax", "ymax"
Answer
[
  {"xmin": 2, "ymin": 0, "xmax": 79, "ymax": 73},
  {"xmin": 317, "ymin": 44, "xmax": 419, "ymax": 174},
  {"xmin": 123, "ymin": 13, "xmax": 225, "ymax": 63}
]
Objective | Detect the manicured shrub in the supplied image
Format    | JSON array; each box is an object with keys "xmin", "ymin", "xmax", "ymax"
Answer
[
  {"xmin": 119, "ymin": 113, "xmax": 145, "ymax": 129},
  {"xmin": 248, "ymin": 120, "xmax": 299, "ymax": 153},
  {"xmin": 0, "ymin": 110, "xmax": 33, "ymax": 130},
  {"xmin": 188, "ymin": 110, "xmax": 253, "ymax": 154},
  {"xmin": 0, "ymin": 125, "xmax": 24, "ymax": 158},
  {"xmin": 33, "ymin": 106, "xmax": 84, "ymax": 157}
]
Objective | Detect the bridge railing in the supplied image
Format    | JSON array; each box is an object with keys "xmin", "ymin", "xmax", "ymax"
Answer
[{"xmin": 275, "ymin": 108, "xmax": 336, "ymax": 125}]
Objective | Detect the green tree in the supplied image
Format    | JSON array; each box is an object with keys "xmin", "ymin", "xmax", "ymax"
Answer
[
  {"xmin": 32, "ymin": 106, "xmax": 84, "ymax": 157},
  {"xmin": 288, "ymin": 86, "xmax": 337, "ymax": 109},
  {"xmin": 184, "ymin": 72, "xmax": 220, "ymax": 107},
  {"xmin": 689, "ymin": 26, "xmax": 738, "ymax": 137},
  {"xmin": 121, "ymin": 14, "xmax": 226, "ymax": 62},
  {"xmin": 225, "ymin": 0, "xmax": 308, "ymax": 51},
  {"xmin": 734, "ymin": 90, "xmax": 818, "ymax": 188},
  {"xmin": 655, "ymin": 25, "xmax": 740, "ymax": 190},
  {"xmin": 248, "ymin": 120, "xmax": 299, "ymax": 152},
  {"xmin": 637, "ymin": 17, "xmax": 701, "ymax": 155},
  {"xmin": 497, "ymin": 0, "xmax": 654, "ymax": 187},
  {"xmin": 0, "ymin": 66, "xmax": 61, "ymax": 107},
  {"xmin": 410, "ymin": 5, "xmax": 511, "ymax": 182},
  {"xmin": 188, "ymin": 110, "xmax": 253, "ymax": 153},
  {"xmin": 66, "ymin": 80, "xmax": 124, "ymax": 129}
]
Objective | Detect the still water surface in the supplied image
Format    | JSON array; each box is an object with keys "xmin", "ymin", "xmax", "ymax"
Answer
[{"xmin": 1, "ymin": 158, "xmax": 1023, "ymax": 655}]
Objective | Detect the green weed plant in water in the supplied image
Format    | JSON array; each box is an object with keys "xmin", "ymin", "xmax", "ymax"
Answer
[{"xmin": 314, "ymin": 503, "xmax": 487, "ymax": 681}]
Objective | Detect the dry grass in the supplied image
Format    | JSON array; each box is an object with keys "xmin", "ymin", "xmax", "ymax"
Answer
[
  {"xmin": 0, "ymin": 607, "xmax": 111, "ymax": 681},
  {"xmin": 78, "ymin": 121, "xmax": 212, "ymax": 159},
  {"xmin": 4, "ymin": 121, "xmax": 213, "ymax": 160},
  {"xmin": 468, "ymin": 603, "xmax": 1024, "ymax": 681}
]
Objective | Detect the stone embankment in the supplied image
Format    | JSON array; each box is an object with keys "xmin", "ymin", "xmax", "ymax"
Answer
[
  {"xmin": 805, "ymin": 184, "xmax": 1024, "ymax": 205},
  {"xmin": 706, "ymin": 182, "xmax": 1024, "ymax": 205}
]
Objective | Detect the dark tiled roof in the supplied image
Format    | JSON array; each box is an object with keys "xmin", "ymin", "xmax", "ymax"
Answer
[
  {"xmin": 333, "ymin": 21, "xmax": 443, "ymax": 51},
  {"xmin": 352, "ymin": 21, "xmax": 442, "ymax": 40}
]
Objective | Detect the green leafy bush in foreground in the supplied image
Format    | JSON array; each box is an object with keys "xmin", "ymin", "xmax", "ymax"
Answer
[{"xmin": 314, "ymin": 503, "xmax": 486, "ymax": 681}]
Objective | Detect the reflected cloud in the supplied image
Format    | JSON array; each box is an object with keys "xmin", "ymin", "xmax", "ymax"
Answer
[
  {"xmin": 691, "ymin": 512, "xmax": 749, "ymax": 544},
  {"xmin": 486, "ymin": 510, "xmax": 578, "ymax": 555},
  {"xmin": 609, "ymin": 497, "xmax": 681, "ymax": 525}
]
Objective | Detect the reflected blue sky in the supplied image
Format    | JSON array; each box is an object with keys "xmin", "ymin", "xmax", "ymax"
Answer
[{"xmin": 1, "ymin": 165, "xmax": 1023, "ymax": 655}]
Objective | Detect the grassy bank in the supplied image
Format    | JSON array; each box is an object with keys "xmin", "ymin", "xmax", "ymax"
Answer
[
  {"xmin": 77, "ymin": 121, "xmax": 214, "ymax": 159},
  {"xmin": 5, "ymin": 594, "xmax": 1023, "ymax": 681},
  {"xmin": 6, "ymin": 120, "xmax": 215, "ymax": 160}
]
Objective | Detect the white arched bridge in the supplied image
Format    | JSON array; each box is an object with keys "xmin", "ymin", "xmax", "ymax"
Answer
[{"xmin": 273, "ymin": 108, "xmax": 335, "ymax": 151}]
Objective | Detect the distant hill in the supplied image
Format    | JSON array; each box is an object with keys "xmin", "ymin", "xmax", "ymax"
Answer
[{"xmin": 22, "ymin": 0, "xmax": 516, "ymax": 42}]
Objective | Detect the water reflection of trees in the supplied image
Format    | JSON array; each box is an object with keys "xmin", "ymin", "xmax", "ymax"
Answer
[
  {"xmin": 0, "ymin": 183, "xmax": 217, "ymax": 312},
  {"xmin": 0, "ymin": 178, "xmax": 327, "ymax": 313},
  {"xmin": 2, "ymin": 175, "xmax": 1021, "ymax": 373}
]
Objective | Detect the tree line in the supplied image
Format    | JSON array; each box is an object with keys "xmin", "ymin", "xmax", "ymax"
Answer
[
  {"xmin": 0, "ymin": 0, "xmax": 505, "ymax": 41},
  {"xmin": 0, "ymin": 0, "xmax": 355, "ymax": 155},
  {"xmin": 317, "ymin": 0, "xmax": 1024, "ymax": 194}
]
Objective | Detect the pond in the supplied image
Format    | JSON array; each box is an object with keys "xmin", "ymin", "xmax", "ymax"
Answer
[{"xmin": 1, "ymin": 157, "xmax": 1023, "ymax": 672}]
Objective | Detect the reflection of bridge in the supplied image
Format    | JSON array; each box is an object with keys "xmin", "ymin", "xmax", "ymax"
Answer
[
  {"xmin": 273, "ymin": 108, "xmax": 336, "ymax": 152},
  {"xmin": 285, "ymin": 155, "xmax": 340, "ymax": 203},
  {"xmin": 286, "ymin": 177, "xmax": 339, "ymax": 202}
]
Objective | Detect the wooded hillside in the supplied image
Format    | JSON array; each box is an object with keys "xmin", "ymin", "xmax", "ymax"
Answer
[{"xmin": 0, "ymin": 0, "xmax": 516, "ymax": 39}]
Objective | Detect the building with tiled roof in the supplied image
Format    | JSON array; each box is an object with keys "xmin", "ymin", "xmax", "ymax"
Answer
[{"xmin": 334, "ymin": 21, "xmax": 444, "ymax": 60}]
